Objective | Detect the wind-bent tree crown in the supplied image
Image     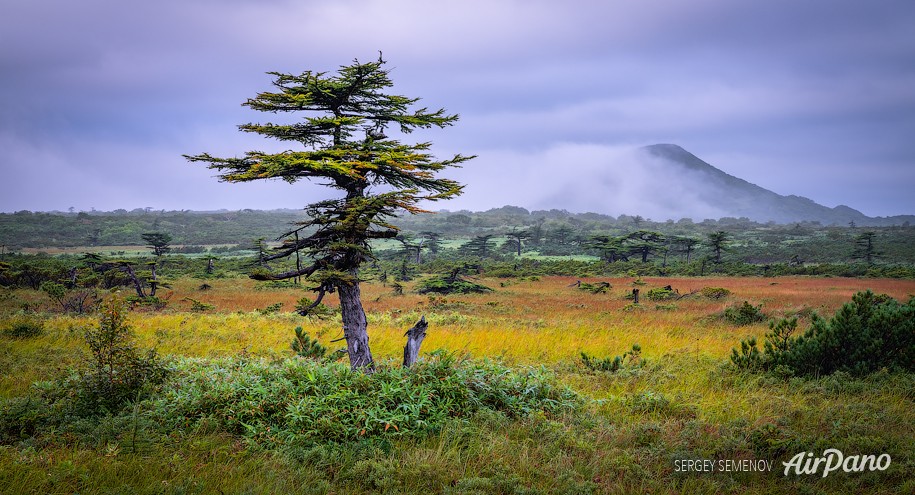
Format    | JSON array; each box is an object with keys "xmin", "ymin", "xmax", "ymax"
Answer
[
  {"xmin": 185, "ymin": 55, "xmax": 472, "ymax": 281},
  {"xmin": 185, "ymin": 56, "xmax": 472, "ymax": 369}
]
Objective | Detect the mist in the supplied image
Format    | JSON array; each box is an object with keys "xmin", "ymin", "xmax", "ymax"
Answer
[{"xmin": 445, "ymin": 144, "xmax": 730, "ymax": 221}]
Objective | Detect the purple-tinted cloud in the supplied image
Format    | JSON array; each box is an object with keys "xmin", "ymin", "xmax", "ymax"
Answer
[{"xmin": 1, "ymin": 0, "xmax": 913, "ymax": 217}]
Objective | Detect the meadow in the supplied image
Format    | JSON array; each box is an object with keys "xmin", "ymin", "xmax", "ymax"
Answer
[{"xmin": 1, "ymin": 275, "xmax": 914, "ymax": 494}]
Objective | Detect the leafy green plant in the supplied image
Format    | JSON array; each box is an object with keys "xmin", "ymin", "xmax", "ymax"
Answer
[
  {"xmin": 71, "ymin": 298, "xmax": 168, "ymax": 414},
  {"xmin": 1, "ymin": 314, "xmax": 45, "ymax": 338},
  {"xmin": 581, "ymin": 344, "xmax": 644, "ymax": 372},
  {"xmin": 148, "ymin": 353, "xmax": 580, "ymax": 445},
  {"xmin": 294, "ymin": 297, "xmax": 336, "ymax": 318},
  {"xmin": 291, "ymin": 326, "xmax": 328, "ymax": 360},
  {"xmin": 700, "ymin": 287, "xmax": 731, "ymax": 299},
  {"xmin": 257, "ymin": 302, "xmax": 284, "ymax": 315},
  {"xmin": 730, "ymin": 291, "xmax": 915, "ymax": 377},
  {"xmin": 723, "ymin": 301, "xmax": 766, "ymax": 326}
]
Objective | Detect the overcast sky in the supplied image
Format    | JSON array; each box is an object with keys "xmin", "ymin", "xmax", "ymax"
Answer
[{"xmin": 2, "ymin": 0, "xmax": 913, "ymax": 218}]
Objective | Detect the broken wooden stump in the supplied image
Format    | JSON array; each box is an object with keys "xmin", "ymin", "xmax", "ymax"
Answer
[{"xmin": 403, "ymin": 315, "xmax": 428, "ymax": 368}]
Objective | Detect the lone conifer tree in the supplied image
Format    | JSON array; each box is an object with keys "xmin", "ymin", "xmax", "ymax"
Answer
[{"xmin": 185, "ymin": 56, "xmax": 473, "ymax": 370}]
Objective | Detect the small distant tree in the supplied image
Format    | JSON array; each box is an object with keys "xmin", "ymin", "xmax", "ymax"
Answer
[
  {"xmin": 141, "ymin": 232, "xmax": 172, "ymax": 257},
  {"xmin": 674, "ymin": 236, "xmax": 700, "ymax": 263},
  {"xmin": 706, "ymin": 230, "xmax": 730, "ymax": 263},
  {"xmin": 504, "ymin": 228, "xmax": 530, "ymax": 257},
  {"xmin": 252, "ymin": 237, "xmax": 270, "ymax": 268},
  {"xmin": 460, "ymin": 234, "xmax": 495, "ymax": 259},
  {"xmin": 396, "ymin": 233, "xmax": 424, "ymax": 264},
  {"xmin": 185, "ymin": 56, "xmax": 473, "ymax": 370},
  {"xmin": 589, "ymin": 235, "xmax": 629, "ymax": 262},
  {"xmin": 852, "ymin": 231, "xmax": 879, "ymax": 265},
  {"xmin": 624, "ymin": 230, "xmax": 665, "ymax": 263},
  {"xmin": 419, "ymin": 231, "xmax": 442, "ymax": 258},
  {"xmin": 549, "ymin": 224, "xmax": 575, "ymax": 246}
]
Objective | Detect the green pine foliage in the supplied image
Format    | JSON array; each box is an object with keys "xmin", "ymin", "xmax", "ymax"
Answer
[
  {"xmin": 723, "ymin": 301, "xmax": 766, "ymax": 326},
  {"xmin": 578, "ymin": 281, "xmax": 611, "ymax": 294},
  {"xmin": 700, "ymin": 286, "xmax": 731, "ymax": 299},
  {"xmin": 0, "ymin": 314, "xmax": 44, "ymax": 338},
  {"xmin": 290, "ymin": 326, "xmax": 328, "ymax": 360},
  {"xmin": 55, "ymin": 298, "xmax": 168, "ymax": 415},
  {"xmin": 580, "ymin": 344, "xmax": 644, "ymax": 373},
  {"xmin": 415, "ymin": 275, "xmax": 493, "ymax": 295},
  {"xmin": 731, "ymin": 290, "xmax": 915, "ymax": 376}
]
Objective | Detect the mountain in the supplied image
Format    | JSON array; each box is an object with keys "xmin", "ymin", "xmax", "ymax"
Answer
[{"xmin": 640, "ymin": 144, "xmax": 911, "ymax": 226}]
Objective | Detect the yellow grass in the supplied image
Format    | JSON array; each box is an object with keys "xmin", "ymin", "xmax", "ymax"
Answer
[{"xmin": 3, "ymin": 275, "xmax": 913, "ymax": 398}]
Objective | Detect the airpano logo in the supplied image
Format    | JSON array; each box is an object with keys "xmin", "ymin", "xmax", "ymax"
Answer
[{"xmin": 782, "ymin": 449, "xmax": 891, "ymax": 477}]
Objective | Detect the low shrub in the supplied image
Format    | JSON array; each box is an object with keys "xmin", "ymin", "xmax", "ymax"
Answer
[
  {"xmin": 416, "ymin": 275, "xmax": 492, "ymax": 295},
  {"xmin": 183, "ymin": 297, "xmax": 215, "ymax": 312},
  {"xmin": 1, "ymin": 314, "xmax": 44, "ymax": 338},
  {"xmin": 578, "ymin": 281, "xmax": 611, "ymax": 294},
  {"xmin": 581, "ymin": 344, "xmax": 644, "ymax": 373},
  {"xmin": 148, "ymin": 352, "xmax": 580, "ymax": 445},
  {"xmin": 258, "ymin": 302, "xmax": 284, "ymax": 315},
  {"xmin": 700, "ymin": 287, "xmax": 731, "ymax": 299},
  {"xmin": 723, "ymin": 301, "xmax": 766, "ymax": 326},
  {"xmin": 64, "ymin": 298, "xmax": 168, "ymax": 415},
  {"xmin": 644, "ymin": 286, "xmax": 677, "ymax": 301},
  {"xmin": 731, "ymin": 291, "xmax": 915, "ymax": 377}
]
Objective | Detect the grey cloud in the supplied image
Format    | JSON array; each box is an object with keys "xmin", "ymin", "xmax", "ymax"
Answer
[{"xmin": 0, "ymin": 0, "xmax": 913, "ymax": 217}]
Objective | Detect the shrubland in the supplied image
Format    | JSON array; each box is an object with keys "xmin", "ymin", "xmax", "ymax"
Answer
[{"xmin": 1, "ymin": 271, "xmax": 913, "ymax": 493}]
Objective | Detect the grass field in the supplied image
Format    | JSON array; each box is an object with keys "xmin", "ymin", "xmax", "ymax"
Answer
[{"xmin": 1, "ymin": 275, "xmax": 913, "ymax": 494}]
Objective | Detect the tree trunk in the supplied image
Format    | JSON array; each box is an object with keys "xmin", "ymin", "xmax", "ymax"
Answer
[
  {"xmin": 338, "ymin": 278, "xmax": 374, "ymax": 371},
  {"xmin": 403, "ymin": 316, "xmax": 428, "ymax": 367}
]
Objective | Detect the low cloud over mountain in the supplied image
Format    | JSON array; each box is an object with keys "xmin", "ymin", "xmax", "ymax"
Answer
[{"xmin": 450, "ymin": 143, "xmax": 911, "ymax": 225}]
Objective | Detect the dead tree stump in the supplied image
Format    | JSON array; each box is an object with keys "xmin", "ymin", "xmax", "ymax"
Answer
[
  {"xmin": 403, "ymin": 315, "xmax": 428, "ymax": 368},
  {"xmin": 632, "ymin": 288, "xmax": 640, "ymax": 304}
]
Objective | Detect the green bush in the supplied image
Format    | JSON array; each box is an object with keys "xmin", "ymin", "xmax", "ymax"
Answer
[
  {"xmin": 70, "ymin": 298, "xmax": 168, "ymax": 415},
  {"xmin": 257, "ymin": 302, "xmax": 284, "ymax": 315},
  {"xmin": 581, "ymin": 344, "xmax": 644, "ymax": 372},
  {"xmin": 0, "ymin": 396, "xmax": 48, "ymax": 443},
  {"xmin": 700, "ymin": 287, "xmax": 731, "ymax": 299},
  {"xmin": 731, "ymin": 291, "xmax": 915, "ymax": 377},
  {"xmin": 183, "ymin": 297, "xmax": 215, "ymax": 312},
  {"xmin": 644, "ymin": 286, "xmax": 677, "ymax": 301},
  {"xmin": 578, "ymin": 281, "xmax": 611, "ymax": 294},
  {"xmin": 291, "ymin": 326, "xmax": 328, "ymax": 360},
  {"xmin": 1, "ymin": 314, "xmax": 44, "ymax": 338},
  {"xmin": 149, "ymin": 352, "xmax": 580, "ymax": 445},
  {"xmin": 416, "ymin": 276, "xmax": 492, "ymax": 295},
  {"xmin": 723, "ymin": 301, "xmax": 766, "ymax": 326}
]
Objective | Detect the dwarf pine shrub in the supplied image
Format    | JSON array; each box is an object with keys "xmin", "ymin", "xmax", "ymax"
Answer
[
  {"xmin": 581, "ymin": 344, "xmax": 644, "ymax": 372},
  {"xmin": 731, "ymin": 291, "xmax": 915, "ymax": 377},
  {"xmin": 70, "ymin": 298, "xmax": 168, "ymax": 415},
  {"xmin": 291, "ymin": 326, "xmax": 327, "ymax": 360},
  {"xmin": 1, "ymin": 314, "xmax": 45, "ymax": 338},
  {"xmin": 723, "ymin": 301, "xmax": 766, "ymax": 326}
]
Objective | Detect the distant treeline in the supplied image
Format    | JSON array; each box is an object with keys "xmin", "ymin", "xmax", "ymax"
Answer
[
  {"xmin": 2, "ymin": 206, "xmax": 914, "ymax": 266},
  {"xmin": 0, "ymin": 209, "xmax": 307, "ymax": 248}
]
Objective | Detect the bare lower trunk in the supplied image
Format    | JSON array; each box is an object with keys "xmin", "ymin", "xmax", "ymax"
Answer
[{"xmin": 338, "ymin": 279, "xmax": 374, "ymax": 371}]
